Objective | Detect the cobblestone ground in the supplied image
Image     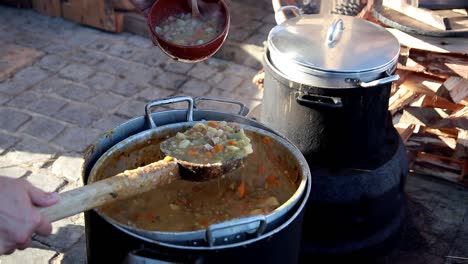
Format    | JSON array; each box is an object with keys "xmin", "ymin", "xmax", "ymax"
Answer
[
  {"xmin": 0, "ymin": 5, "xmax": 263, "ymax": 263},
  {"xmin": 1, "ymin": 4, "xmax": 468, "ymax": 264}
]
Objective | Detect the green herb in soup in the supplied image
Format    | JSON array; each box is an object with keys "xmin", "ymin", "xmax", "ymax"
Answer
[
  {"xmin": 161, "ymin": 121, "xmax": 253, "ymax": 164},
  {"xmin": 155, "ymin": 12, "xmax": 224, "ymax": 46}
]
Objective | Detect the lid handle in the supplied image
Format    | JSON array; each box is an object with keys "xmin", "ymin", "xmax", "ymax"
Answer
[{"xmin": 326, "ymin": 19, "xmax": 344, "ymax": 47}]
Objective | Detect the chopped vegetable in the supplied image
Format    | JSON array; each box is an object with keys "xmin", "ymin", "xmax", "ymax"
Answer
[
  {"xmin": 161, "ymin": 121, "xmax": 252, "ymax": 164},
  {"xmin": 266, "ymin": 175, "xmax": 280, "ymax": 186},
  {"xmin": 155, "ymin": 12, "xmax": 224, "ymax": 46},
  {"xmin": 263, "ymin": 136, "xmax": 272, "ymax": 145},
  {"xmin": 237, "ymin": 181, "xmax": 246, "ymax": 198}
]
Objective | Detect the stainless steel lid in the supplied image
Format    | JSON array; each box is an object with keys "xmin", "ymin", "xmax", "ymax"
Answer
[{"xmin": 267, "ymin": 10, "xmax": 400, "ymax": 85}]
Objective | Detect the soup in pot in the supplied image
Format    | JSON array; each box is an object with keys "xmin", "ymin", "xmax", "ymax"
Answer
[{"xmin": 94, "ymin": 125, "xmax": 300, "ymax": 232}]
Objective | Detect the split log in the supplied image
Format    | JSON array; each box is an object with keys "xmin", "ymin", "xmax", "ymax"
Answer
[
  {"xmin": 399, "ymin": 107, "xmax": 450, "ymax": 127},
  {"xmin": 410, "ymin": 94, "xmax": 465, "ymax": 112},
  {"xmin": 420, "ymin": 127, "xmax": 459, "ymax": 138},
  {"xmin": 406, "ymin": 131, "xmax": 457, "ymax": 156},
  {"xmin": 398, "ymin": 72, "xmax": 445, "ymax": 95},
  {"xmin": 406, "ymin": 49, "xmax": 468, "ymax": 79},
  {"xmin": 395, "ymin": 123, "xmax": 416, "ymax": 143},
  {"xmin": 434, "ymin": 106, "xmax": 468, "ymax": 130},
  {"xmin": 454, "ymin": 130, "xmax": 468, "ymax": 159},
  {"xmin": 436, "ymin": 77, "xmax": 468, "ymax": 106},
  {"xmin": 389, "ymin": 88, "xmax": 424, "ymax": 115},
  {"xmin": 411, "ymin": 152, "xmax": 465, "ymax": 184}
]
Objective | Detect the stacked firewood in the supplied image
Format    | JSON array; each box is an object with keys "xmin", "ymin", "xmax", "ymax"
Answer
[{"xmin": 390, "ymin": 48, "xmax": 467, "ymax": 187}]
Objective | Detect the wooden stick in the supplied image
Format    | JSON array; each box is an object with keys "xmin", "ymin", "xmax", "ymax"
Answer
[{"xmin": 40, "ymin": 160, "xmax": 180, "ymax": 223}]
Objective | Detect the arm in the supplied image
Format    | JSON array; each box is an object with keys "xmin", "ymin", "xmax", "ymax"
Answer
[{"xmin": 0, "ymin": 177, "xmax": 59, "ymax": 255}]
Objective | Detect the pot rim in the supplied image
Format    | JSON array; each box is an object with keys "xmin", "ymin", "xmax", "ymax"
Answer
[
  {"xmin": 88, "ymin": 121, "xmax": 309, "ymax": 248},
  {"xmin": 264, "ymin": 49, "xmax": 397, "ymax": 89}
]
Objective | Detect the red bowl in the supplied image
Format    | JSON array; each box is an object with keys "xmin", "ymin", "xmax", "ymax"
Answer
[{"xmin": 147, "ymin": 0, "xmax": 230, "ymax": 62}]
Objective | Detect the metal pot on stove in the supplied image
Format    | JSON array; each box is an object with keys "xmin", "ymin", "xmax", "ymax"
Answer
[
  {"xmin": 261, "ymin": 6, "xmax": 401, "ymax": 166},
  {"xmin": 82, "ymin": 96, "xmax": 311, "ymax": 263}
]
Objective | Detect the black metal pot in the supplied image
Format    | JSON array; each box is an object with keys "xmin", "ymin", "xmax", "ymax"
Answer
[
  {"xmin": 262, "ymin": 10, "xmax": 401, "ymax": 166},
  {"xmin": 81, "ymin": 96, "xmax": 312, "ymax": 264},
  {"xmin": 263, "ymin": 51, "xmax": 393, "ymax": 166}
]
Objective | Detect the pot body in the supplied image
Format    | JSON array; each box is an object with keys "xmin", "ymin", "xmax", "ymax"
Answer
[
  {"xmin": 82, "ymin": 96, "xmax": 311, "ymax": 263},
  {"xmin": 88, "ymin": 122, "xmax": 308, "ymax": 247},
  {"xmin": 262, "ymin": 52, "xmax": 392, "ymax": 167}
]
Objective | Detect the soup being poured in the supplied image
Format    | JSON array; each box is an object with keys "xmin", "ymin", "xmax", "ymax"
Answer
[
  {"xmin": 95, "ymin": 127, "xmax": 300, "ymax": 232},
  {"xmin": 155, "ymin": 11, "xmax": 224, "ymax": 46}
]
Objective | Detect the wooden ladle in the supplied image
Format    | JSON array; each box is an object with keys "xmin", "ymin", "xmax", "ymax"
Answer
[{"xmin": 39, "ymin": 132, "xmax": 249, "ymax": 223}]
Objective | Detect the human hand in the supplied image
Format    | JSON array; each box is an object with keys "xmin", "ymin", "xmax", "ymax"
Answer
[{"xmin": 0, "ymin": 177, "xmax": 59, "ymax": 255}]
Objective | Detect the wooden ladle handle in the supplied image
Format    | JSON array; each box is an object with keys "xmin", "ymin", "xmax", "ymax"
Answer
[{"xmin": 40, "ymin": 160, "xmax": 180, "ymax": 223}]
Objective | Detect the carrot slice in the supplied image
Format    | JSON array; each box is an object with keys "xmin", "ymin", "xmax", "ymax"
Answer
[
  {"xmin": 263, "ymin": 136, "xmax": 272, "ymax": 145},
  {"xmin": 207, "ymin": 121, "xmax": 219, "ymax": 128},
  {"xmin": 228, "ymin": 140, "xmax": 238, "ymax": 145},
  {"xmin": 204, "ymin": 151, "xmax": 213, "ymax": 159},
  {"xmin": 187, "ymin": 148, "xmax": 199, "ymax": 157},
  {"xmin": 211, "ymin": 144, "xmax": 224, "ymax": 154},
  {"xmin": 266, "ymin": 175, "xmax": 280, "ymax": 186},
  {"xmin": 257, "ymin": 165, "xmax": 267, "ymax": 174},
  {"xmin": 147, "ymin": 212, "xmax": 156, "ymax": 221},
  {"xmin": 237, "ymin": 181, "xmax": 246, "ymax": 198}
]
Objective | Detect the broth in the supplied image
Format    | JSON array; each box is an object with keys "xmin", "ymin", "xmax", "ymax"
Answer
[
  {"xmin": 155, "ymin": 11, "xmax": 224, "ymax": 46},
  {"xmin": 96, "ymin": 130, "xmax": 299, "ymax": 232}
]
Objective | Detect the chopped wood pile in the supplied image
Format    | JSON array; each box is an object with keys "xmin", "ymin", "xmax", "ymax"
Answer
[
  {"xmin": 360, "ymin": 3, "xmax": 468, "ymax": 187},
  {"xmin": 252, "ymin": 3, "xmax": 467, "ymax": 187}
]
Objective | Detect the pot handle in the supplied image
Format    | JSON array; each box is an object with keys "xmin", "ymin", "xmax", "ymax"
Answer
[
  {"xmin": 145, "ymin": 96, "xmax": 194, "ymax": 129},
  {"xmin": 205, "ymin": 215, "xmax": 267, "ymax": 246},
  {"xmin": 296, "ymin": 93, "xmax": 343, "ymax": 109},
  {"xmin": 359, "ymin": 75, "xmax": 400, "ymax": 88},
  {"xmin": 274, "ymin": 5, "xmax": 303, "ymax": 25},
  {"xmin": 194, "ymin": 96, "xmax": 250, "ymax": 116}
]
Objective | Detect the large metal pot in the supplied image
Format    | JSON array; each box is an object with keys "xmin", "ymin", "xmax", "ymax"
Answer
[
  {"xmin": 261, "ymin": 8, "xmax": 401, "ymax": 166},
  {"xmin": 82, "ymin": 96, "xmax": 311, "ymax": 263}
]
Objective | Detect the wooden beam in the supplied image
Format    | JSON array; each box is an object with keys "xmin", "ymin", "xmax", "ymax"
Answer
[
  {"xmin": 32, "ymin": 0, "xmax": 61, "ymax": 17},
  {"xmin": 122, "ymin": 12, "xmax": 148, "ymax": 37},
  {"xmin": 112, "ymin": 0, "xmax": 136, "ymax": 11},
  {"xmin": 62, "ymin": 0, "xmax": 123, "ymax": 32},
  {"xmin": 382, "ymin": 0, "xmax": 448, "ymax": 30},
  {"xmin": 386, "ymin": 28, "xmax": 468, "ymax": 54}
]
